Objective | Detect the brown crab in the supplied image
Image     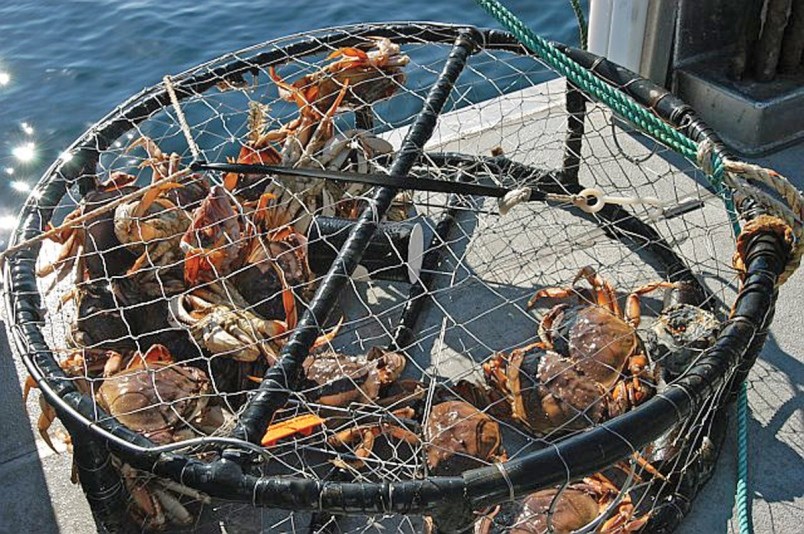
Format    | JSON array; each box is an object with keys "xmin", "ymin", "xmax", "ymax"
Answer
[
  {"xmin": 167, "ymin": 284, "xmax": 291, "ymax": 363},
  {"xmin": 66, "ymin": 278, "xmax": 137, "ymax": 351},
  {"xmin": 96, "ymin": 345, "xmax": 224, "ymax": 444},
  {"xmin": 424, "ymin": 399, "xmax": 507, "ymax": 476},
  {"xmin": 475, "ymin": 473, "xmax": 649, "ymax": 534},
  {"xmin": 118, "ymin": 462, "xmax": 211, "ymax": 531},
  {"xmin": 167, "ymin": 279, "xmax": 339, "ymax": 364},
  {"xmin": 23, "ymin": 349, "xmax": 121, "ymax": 452},
  {"xmin": 181, "ymin": 184, "xmax": 244, "ymax": 286},
  {"xmin": 271, "ymin": 37, "xmax": 409, "ymax": 118},
  {"xmin": 231, "ymin": 191, "xmax": 315, "ymax": 318},
  {"xmin": 222, "ymin": 38, "xmax": 408, "ymax": 232},
  {"xmin": 301, "ymin": 346, "xmax": 407, "ymax": 407},
  {"xmin": 325, "ymin": 406, "xmax": 420, "ymax": 471},
  {"xmin": 325, "ymin": 382, "xmax": 506, "ymax": 474},
  {"xmin": 484, "ymin": 266, "xmax": 664, "ymax": 434},
  {"xmin": 113, "ymin": 137, "xmax": 192, "ymax": 288}
]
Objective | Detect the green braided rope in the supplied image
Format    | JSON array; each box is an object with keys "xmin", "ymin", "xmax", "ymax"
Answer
[
  {"xmin": 475, "ymin": 1, "xmax": 753, "ymax": 532},
  {"xmin": 475, "ymin": 0, "xmax": 741, "ymax": 219},
  {"xmin": 474, "ymin": 0, "xmax": 698, "ymax": 159},
  {"xmin": 568, "ymin": 0, "xmax": 588, "ymax": 49},
  {"xmin": 736, "ymin": 382, "xmax": 754, "ymax": 534}
]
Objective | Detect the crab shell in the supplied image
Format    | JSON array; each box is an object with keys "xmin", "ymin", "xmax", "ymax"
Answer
[
  {"xmin": 424, "ymin": 400, "xmax": 504, "ymax": 476},
  {"xmin": 233, "ymin": 232, "xmax": 313, "ymax": 319},
  {"xmin": 113, "ymin": 196, "xmax": 189, "ymax": 249},
  {"xmin": 96, "ymin": 359, "xmax": 222, "ymax": 444},
  {"xmin": 280, "ymin": 38, "xmax": 409, "ymax": 114},
  {"xmin": 513, "ymin": 487, "xmax": 603, "ymax": 534},
  {"xmin": 302, "ymin": 347, "xmax": 406, "ymax": 406},
  {"xmin": 648, "ymin": 303, "xmax": 720, "ymax": 380},
  {"xmin": 70, "ymin": 279, "xmax": 137, "ymax": 351},
  {"xmin": 167, "ymin": 293, "xmax": 286, "ymax": 363},
  {"xmin": 475, "ymin": 476, "xmax": 645, "ymax": 534},
  {"xmin": 180, "ymin": 185, "xmax": 244, "ymax": 283},
  {"xmin": 507, "ymin": 345, "xmax": 610, "ymax": 434},
  {"xmin": 542, "ymin": 305, "xmax": 640, "ymax": 389},
  {"xmin": 80, "ymin": 184, "xmax": 140, "ymax": 278},
  {"xmin": 317, "ymin": 129, "xmax": 395, "ymax": 218}
]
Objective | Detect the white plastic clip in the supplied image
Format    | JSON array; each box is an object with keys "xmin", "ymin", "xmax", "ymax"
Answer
[{"xmin": 573, "ymin": 188, "xmax": 664, "ymax": 214}]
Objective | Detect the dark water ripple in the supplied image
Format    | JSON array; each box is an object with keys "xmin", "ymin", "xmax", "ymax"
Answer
[{"xmin": 0, "ymin": 0, "xmax": 585, "ymax": 247}]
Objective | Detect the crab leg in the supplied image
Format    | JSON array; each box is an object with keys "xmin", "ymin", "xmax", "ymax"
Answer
[
  {"xmin": 250, "ymin": 192, "xmax": 279, "ymax": 230},
  {"xmin": 99, "ymin": 171, "xmax": 138, "ymax": 192},
  {"xmin": 624, "ymin": 281, "xmax": 678, "ymax": 328},
  {"xmin": 590, "ymin": 472, "xmax": 652, "ymax": 532},
  {"xmin": 121, "ymin": 465, "xmax": 167, "ymax": 529},
  {"xmin": 573, "ymin": 266, "xmax": 620, "ymax": 316},
  {"xmin": 152, "ymin": 488, "xmax": 193, "ymax": 526},
  {"xmin": 23, "ymin": 377, "xmax": 60, "ymax": 453},
  {"xmin": 269, "ymin": 66, "xmax": 316, "ymax": 115},
  {"xmin": 311, "ymin": 316, "xmax": 343, "ymax": 350},
  {"xmin": 537, "ymin": 303, "xmax": 569, "ymax": 345},
  {"xmin": 131, "ymin": 182, "xmax": 183, "ymax": 218},
  {"xmin": 527, "ymin": 286, "xmax": 578, "ymax": 309},
  {"xmin": 482, "ymin": 353, "xmax": 510, "ymax": 391},
  {"xmin": 328, "ymin": 410, "xmax": 420, "ymax": 470},
  {"xmin": 156, "ymin": 479, "xmax": 212, "ymax": 504},
  {"xmin": 36, "ymin": 229, "xmax": 82, "ymax": 277}
]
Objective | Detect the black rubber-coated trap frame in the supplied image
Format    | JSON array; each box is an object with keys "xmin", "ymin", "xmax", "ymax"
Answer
[{"xmin": 3, "ymin": 22, "xmax": 792, "ymax": 534}]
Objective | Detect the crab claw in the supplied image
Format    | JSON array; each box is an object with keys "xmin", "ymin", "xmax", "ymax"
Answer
[
  {"xmin": 326, "ymin": 46, "xmax": 369, "ymax": 62},
  {"xmin": 181, "ymin": 185, "xmax": 242, "ymax": 286},
  {"xmin": 311, "ymin": 316, "xmax": 343, "ymax": 350},
  {"xmin": 269, "ymin": 66, "xmax": 313, "ymax": 110},
  {"xmin": 23, "ymin": 377, "xmax": 60, "ymax": 454},
  {"xmin": 168, "ymin": 293, "xmax": 288, "ymax": 363},
  {"xmin": 261, "ymin": 413, "xmax": 325, "ymax": 447},
  {"xmin": 327, "ymin": 409, "xmax": 420, "ymax": 470},
  {"xmin": 183, "ymin": 246, "xmax": 229, "ymax": 287},
  {"xmin": 99, "ymin": 171, "xmax": 138, "ymax": 192},
  {"xmin": 125, "ymin": 344, "xmax": 175, "ymax": 371}
]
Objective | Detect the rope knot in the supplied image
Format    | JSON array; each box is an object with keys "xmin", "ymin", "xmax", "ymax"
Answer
[
  {"xmin": 696, "ymin": 139, "xmax": 716, "ymax": 176},
  {"xmin": 498, "ymin": 187, "xmax": 531, "ymax": 216}
]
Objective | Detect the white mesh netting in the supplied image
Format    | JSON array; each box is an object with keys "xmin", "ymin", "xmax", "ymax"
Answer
[{"xmin": 20, "ymin": 24, "xmax": 746, "ymax": 533}]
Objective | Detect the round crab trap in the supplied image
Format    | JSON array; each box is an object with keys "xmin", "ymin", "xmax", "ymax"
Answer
[{"xmin": 4, "ymin": 15, "xmax": 803, "ymax": 534}]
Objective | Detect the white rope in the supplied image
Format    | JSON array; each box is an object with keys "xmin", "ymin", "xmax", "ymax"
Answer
[
  {"xmin": 696, "ymin": 140, "xmax": 716, "ymax": 177},
  {"xmin": 498, "ymin": 186, "xmax": 664, "ymax": 216},
  {"xmin": 498, "ymin": 187, "xmax": 531, "ymax": 215},
  {"xmin": 163, "ymin": 75, "xmax": 201, "ymax": 161},
  {"xmin": 697, "ymin": 139, "xmax": 804, "ymax": 284}
]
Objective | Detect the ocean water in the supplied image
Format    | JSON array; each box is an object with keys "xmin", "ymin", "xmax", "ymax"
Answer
[{"xmin": 0, "ymin": 0, "xmax": 585, "ymax": 247}]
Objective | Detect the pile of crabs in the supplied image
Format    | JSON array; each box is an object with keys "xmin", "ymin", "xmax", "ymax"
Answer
[{"xmin": 25, "ymin": 37, "xmax": 723, "ymax": 533}]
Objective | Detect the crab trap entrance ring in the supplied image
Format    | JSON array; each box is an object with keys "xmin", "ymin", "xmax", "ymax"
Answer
[{"xmin": 3, "ymin": 22, "xmax": 795, "ymax": 533}]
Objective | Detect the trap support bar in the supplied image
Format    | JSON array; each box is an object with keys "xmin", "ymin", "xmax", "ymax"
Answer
[{"xmin": 229, "ymin": 28, "xmax": 484, "ymax": 446}]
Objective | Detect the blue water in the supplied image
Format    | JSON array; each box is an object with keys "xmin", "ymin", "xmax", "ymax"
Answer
[{"xmin": 0, "ymin": 0, "xmax": 586, "ymax": 246}]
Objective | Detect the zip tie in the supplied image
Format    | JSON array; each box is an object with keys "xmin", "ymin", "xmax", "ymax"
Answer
[
  {"xmin": 494, "ymin": 462, "xmax": 516, "ymax": 503},
  {"xmin": 163, "ymin": 75, "xmax": 201, "ymax": 161}
]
